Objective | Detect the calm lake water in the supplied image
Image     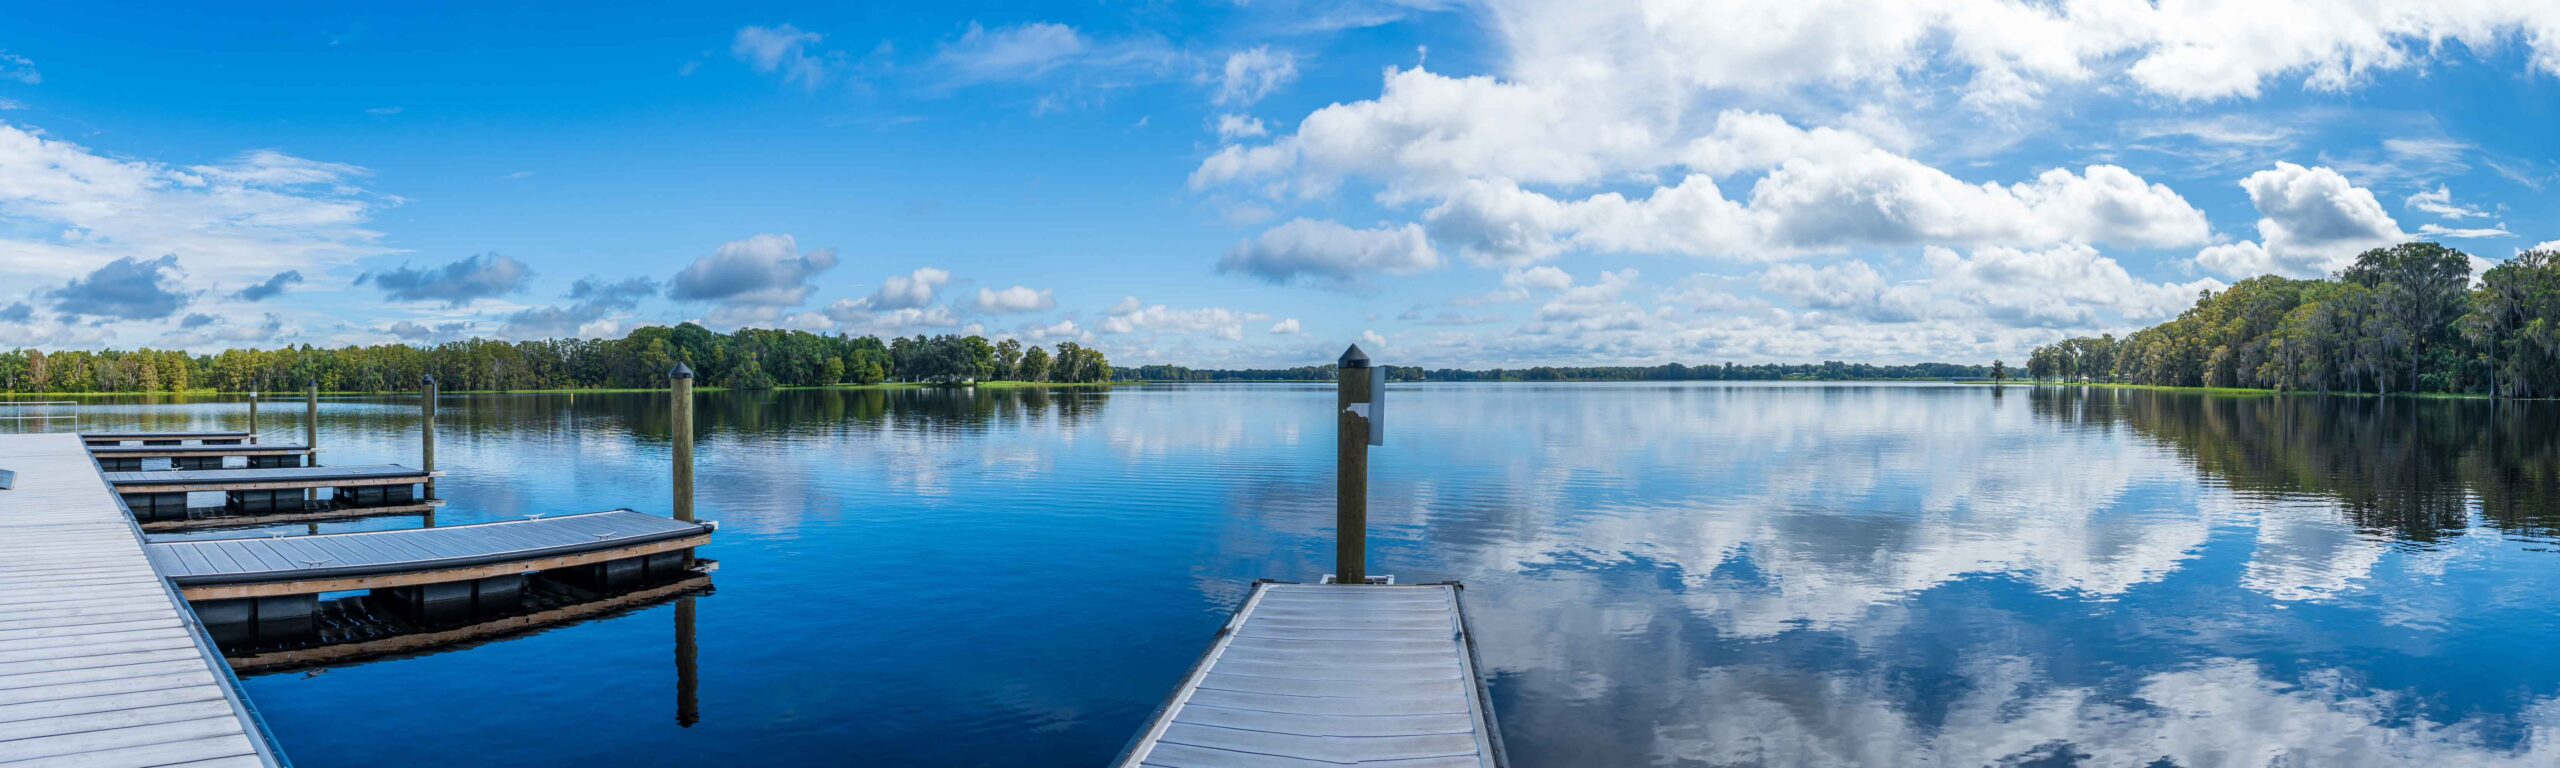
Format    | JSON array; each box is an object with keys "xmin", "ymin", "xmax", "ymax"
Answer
[{"xmin": 12, "ymin": 383, "xmax": 2560, "ymax": 767}]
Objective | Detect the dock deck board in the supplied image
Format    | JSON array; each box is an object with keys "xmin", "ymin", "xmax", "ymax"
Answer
[
  {"xmin": 1119, "ymin": 582, "xmax": 1504, "ymax": 768},
  {"xmin": 0, "ymin": 433, "xmax": 282, "ymax": 767}
]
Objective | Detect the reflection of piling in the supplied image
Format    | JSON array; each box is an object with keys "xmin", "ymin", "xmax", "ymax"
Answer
[
  {"xmin": 1336, "ymin": 345, "xmax": 1372, "ymax": 585},
  {"xmin": 676, "ymin": 595, "xmax": 699, "ymax": 727},
  {"xmin": 671, "ymin": 363, "xmax": 695, "ymax": 524}
]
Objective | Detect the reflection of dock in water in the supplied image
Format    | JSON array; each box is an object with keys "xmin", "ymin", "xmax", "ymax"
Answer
[{"xmin": 229, "ymin": 566, "xmax": 713, "ymax": 676}]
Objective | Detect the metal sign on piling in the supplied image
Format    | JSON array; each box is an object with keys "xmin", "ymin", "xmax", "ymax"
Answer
[{"xmin": 1336, "ymin": 344, "xmax": 1385, "ymax": 585}]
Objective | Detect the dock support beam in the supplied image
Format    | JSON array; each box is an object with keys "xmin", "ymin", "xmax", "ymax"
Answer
[
  {"xmin": 1336, "ymin": 345, "xmax": 1372, "ymax": 585},
  {"xmin": 421, "ymin": 375, "xmax": 438, "ymax": 503},
  {"xmin": 671, "ymin": 363, "xmax": 695, "ymax": 525}
]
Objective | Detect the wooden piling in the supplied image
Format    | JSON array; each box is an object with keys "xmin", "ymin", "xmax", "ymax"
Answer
[
  {"xmin": 247, "ymin": 389, "xmax": 258, "ymax": 442},
  {"xmin": 421, "ymin": 374, "xmax": 438, "ymax": 502},
  {"xmin": 1336, "ymin": 344, "xmax": 1373, "ymax": 585},
  {"xmin": 671, "ymin": 363, "xmax": 695, "ymax": 524},
  {"xmin": 305, "ymin": 380, "xmax": 318, "ymax": 466}
]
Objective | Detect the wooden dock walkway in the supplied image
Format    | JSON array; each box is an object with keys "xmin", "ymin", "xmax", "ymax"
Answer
[
  {"xmin": 1118, "ymin": 582, "xmax": 1505, "ymax": 768},
  {"xmin": 148, "ymin": 510, "xmax": 714, "ymax": 600},
  {"xmin": 80, "ymin": 432, "xmax": 253, "ymax": 447},
  {"xmin": 0, "ymin": 433, "xmax": 285, "ymax": 767}
]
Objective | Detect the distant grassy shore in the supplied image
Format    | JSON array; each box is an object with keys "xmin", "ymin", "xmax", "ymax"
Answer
[
  {"xmin": 0, "ymin": 381, "xmax": 1116, "ymax": 398},
  {"xmin": 2001, "ymin": 380, "xmax": 2495, "ymax": 400}
]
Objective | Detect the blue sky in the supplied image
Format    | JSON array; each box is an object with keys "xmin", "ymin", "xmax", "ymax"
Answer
[{"xmin": 1, "ymin": 1, "xmax": 2556, "ymax": 367}]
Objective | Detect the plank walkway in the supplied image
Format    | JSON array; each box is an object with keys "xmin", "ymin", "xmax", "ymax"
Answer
[
  {"xmin": 0, "ymin": 433, "xmax": 285, "ymax": 766},
  {"xmin": 79, "ymin": 433, "xmax": 252, "ymax": 447},
  {"xmin": 102, "ymin": 466, "xmax": 428, "ymax": 493},
  {"xmin": 1118, "ymin": 582, "xmax": 1505, "ymax": 768},
  {"xmin": 150, "ymin": 511, "xmax": 715, "ymax": 599}
]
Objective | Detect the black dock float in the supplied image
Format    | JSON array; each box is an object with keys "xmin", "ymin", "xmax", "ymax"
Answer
[
  {"xmin": 103, "ymin": 464, "xmax": 435, "ymax": 521},
  {"xmin": 91, "ymin": 443, "xmax": 316, "ymax": 471},
  {"xmin": 81, "ymin": 430, "xmax": 255, "ymax": 446}
]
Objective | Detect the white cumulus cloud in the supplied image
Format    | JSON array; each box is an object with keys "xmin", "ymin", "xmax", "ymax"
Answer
[
  {"xmin": 1220, "ymin": 219, "xmax": 1441, "ymax": 287},
  {"xmin": 972, "ymin": 285, "xmax": 1057, "ymax": 313}
]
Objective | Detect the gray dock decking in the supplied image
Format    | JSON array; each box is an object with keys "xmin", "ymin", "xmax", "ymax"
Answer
[
  {"xmin": 149, "ymin": 511, "xmax": 714, "ymax": 589},
  {"xmin": 0, "ymin": 433, "xmax": 284, "ymax": 766},
  {"xmin": 1119, "ymin": 582, "xmax": 1504, "ymax": 768},
  {"xmin": 103, "ymin": 465, "xmax": 428, "ymax": 492}
]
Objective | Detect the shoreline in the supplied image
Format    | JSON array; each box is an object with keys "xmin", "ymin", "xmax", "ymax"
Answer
[
  {"xmin": 17, "ymin": 379, "xmax": 2526, "ymax": 399},
  {"xmin": 1999, "ymin": 380, "xmax": 2505, "ymax": 400},
  {"xmin": 0, "ymin": 381, "xmax": 1116, "ymax": 397}
]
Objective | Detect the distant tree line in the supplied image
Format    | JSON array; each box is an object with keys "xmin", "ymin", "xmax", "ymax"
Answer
[
  {"xmin": 1115, "ymin": 361, "xmax": 1990, "ymax": 383},
  {"xmin": 0, "ymin": 323, "xmax": 1110, "ymax": 393},
  {"xmin": 2028, "ymin": 242, "xmax": 2560, "ymax": 398}
]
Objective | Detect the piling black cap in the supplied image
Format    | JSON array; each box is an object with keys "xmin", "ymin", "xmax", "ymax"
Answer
[
  {"xmin": 1338, "ymin": 344, "xmax": 1371, "ymax": 369},
  {"xmin": 670, "ymin": 362, "xmax": 695, "ymax": 380},
  {"xmin": 421, "ymin": 374, "xmax": 436, "ymax": 387}
]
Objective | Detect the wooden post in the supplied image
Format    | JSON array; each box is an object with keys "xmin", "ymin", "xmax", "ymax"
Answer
[
  {"xmin": 671, "ymin": 363, "xmax": 695, "ymax": 524},
  {"xmin": 1336, "ymin": 345, "xmax": 1372, "ymax": 585},
  {"xmin": 246, "ymin": 390, "xmax": 258, "ymax": 443},
  {"xmin": 304, "ymin": 381, "xmax": 319, "ymax": 468},
  {"xmin": 421, "ymin": 374, "xmax": 437, "ymax": 502}
]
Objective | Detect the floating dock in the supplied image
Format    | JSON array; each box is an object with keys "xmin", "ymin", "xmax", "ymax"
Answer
[
  {"xmin": 81, "ymin": 432, "xmax": 254, "ymax": 447},
  {"xmin": 150, "ymin": 510, "xmax": 713, "ymax": 598},
  {"xmin": 147, "ymin": 510, "xmax": 714, "ymax": 653},
  {"xmin": 0, "ymin": 433, "xmax": 285, "ymax": 767},
  {"xmin": 105, "ymin": 464, "xmax": 436, "ymax": 523},
  {"xmin": 90, "ymin": 444, "xmax": 316, "ymax": 472},
  {"xmin": 1118, "ymin": 582, "xmax": 1506, "ymax": 768}
]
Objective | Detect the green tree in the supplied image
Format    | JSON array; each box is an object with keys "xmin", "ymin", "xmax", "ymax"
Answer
[{"xmin": 1018, "ymin": 345, "xmax": 1051, "ymax": 382}]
